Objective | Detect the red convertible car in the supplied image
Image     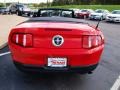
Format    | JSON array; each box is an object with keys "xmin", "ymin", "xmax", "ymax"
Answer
[{"xmin": 8, "ymin": 8, "xmax": 104, "ymax": 74}]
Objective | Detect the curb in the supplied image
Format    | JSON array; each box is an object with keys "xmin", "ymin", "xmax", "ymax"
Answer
[{"xmin": 0, "ymin": 42, "xmax": 8, "ymax": 50}]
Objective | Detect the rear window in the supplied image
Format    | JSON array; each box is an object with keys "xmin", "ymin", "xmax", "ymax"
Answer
[
  {"xmin": 81, "ymin": 10, "xmax": 87, "ymax": 12},
  {"xmin": 95, "ymin": 10, "xmax": 104, "ymax": 13},
  {"xmin": 112, "ymin": 10, "xmax": 120, "ymax": 14}
]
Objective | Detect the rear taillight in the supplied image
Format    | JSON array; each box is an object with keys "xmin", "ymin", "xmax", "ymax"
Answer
[
  {"xmin": 82, "ymin": 35, "xmax": 103, "ymax": 49},
  {"xmin": 12, "ymin": 33, "xmax": 33, "ymax": 47}
]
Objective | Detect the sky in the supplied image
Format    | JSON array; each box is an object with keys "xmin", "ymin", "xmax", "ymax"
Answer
[{"xmin": 0, "ymin": 0, "xmax": 52, "ymax": 3}]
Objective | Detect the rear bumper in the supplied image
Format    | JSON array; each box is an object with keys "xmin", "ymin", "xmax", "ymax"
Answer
[
  {"xmin": 9, "ymin": 44, "xmax": 104, "ymax": 67},
  {"xmin": 77, "ymin": 14, "xmax": 88, "ymax": 18},
  {"xmin": 19, "ymin": 11, "xmax": 31, "ymax": 14},
  {"xmin": 106, "ymin": 18, "xmax": 120, "ymax": 22},
  {"xmin": 89, "ymin": 16, "xmax": 102, "ymax": 20},
  {"xmin": 14, "ymin": 61, "xmax": 98, "ymax": 73}
]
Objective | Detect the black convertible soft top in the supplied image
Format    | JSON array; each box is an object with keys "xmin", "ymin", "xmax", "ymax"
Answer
[
  {"xmin": 38, "ymin": 8, "xmax": 74, "ymax": 11},
  {"xmin": 25, "ymin": 17, "xmax": 88, "ymax": 24}
]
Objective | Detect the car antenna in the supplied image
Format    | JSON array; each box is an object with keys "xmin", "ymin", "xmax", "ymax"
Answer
[{"xmin": 95, "ymin": 20, "xmax": 101, "ymax": 29}]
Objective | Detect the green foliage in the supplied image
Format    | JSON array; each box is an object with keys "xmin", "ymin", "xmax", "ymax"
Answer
[
  {"xmin": 52, "ymin": 0, "xmax": 120, "ymax": 5},
  {"xmin": 0, "ymin": 3, "xmax": 4, "ymax": 7},
  {"xmin": 6, "ymin": 3, "xmax": 11, "ymax": 6},
  {"xmin": 51, "ymin": 5, "xmax": 120, "ymax": 11},
  {"xmin": 32, "ymin": 3, "xmax": 47, "ymax": 8}
]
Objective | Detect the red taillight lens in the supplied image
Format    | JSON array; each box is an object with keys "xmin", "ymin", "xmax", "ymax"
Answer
[
  {"xmin": 83, "ymin": 35, "xmax": 102, "ymax": 49},
  {"xmin": 12, "ymin": 33, "xmax": 33, "ymax": 47},
  {"xmin": 83, "ymin": 36, "xmax": 92, "ymax": 48}
]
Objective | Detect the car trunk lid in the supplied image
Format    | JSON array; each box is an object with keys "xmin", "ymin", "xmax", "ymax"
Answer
[{"xmin": 15, "ymin": 22, "xmax": 96, "ymax": 49}]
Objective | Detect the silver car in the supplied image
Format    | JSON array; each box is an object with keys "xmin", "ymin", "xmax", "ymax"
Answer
[
  {"xmin": 89, "ymin": 9, "xmax": 110, "ymax": 20},
  {"xmin": 106, "ymin": 10, "xmax": 120, "ymax": 22}
]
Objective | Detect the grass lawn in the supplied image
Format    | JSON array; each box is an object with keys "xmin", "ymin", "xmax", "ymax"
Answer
[{"xmin": 50, "ymin": 5, "xmax": 120, "ymax": 11}]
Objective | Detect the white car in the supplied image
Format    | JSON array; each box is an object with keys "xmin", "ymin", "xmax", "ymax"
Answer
[
  {"xmin": 106, "ymin": 10, "xmax": 120, "ymax": 22},
  {"xmin": 89, "ymin": 9, "xmax": 110, "ymax": 20}
]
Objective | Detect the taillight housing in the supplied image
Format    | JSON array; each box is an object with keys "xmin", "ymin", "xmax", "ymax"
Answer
[
  {"xmin": 11, "ymin": 33, "xmax": 33, "ymax": 47},
  {"xmin": 82, "ymin": 35, "xmax": 103, "ymax": 49}
]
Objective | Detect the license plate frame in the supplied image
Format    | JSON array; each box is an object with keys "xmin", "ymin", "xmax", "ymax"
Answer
[{"xmin": 47, "ymin": 57, "xmax": 67, "ymax": 67}]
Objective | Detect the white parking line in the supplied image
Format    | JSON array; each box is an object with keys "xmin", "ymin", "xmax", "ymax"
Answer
[
  {"xmin": 0, "ymin": 52, "xmax": 11, "ymax": 57},
  {"xmin": 111, "ymin": 75, "xmax": 120, "ymax": 90}
]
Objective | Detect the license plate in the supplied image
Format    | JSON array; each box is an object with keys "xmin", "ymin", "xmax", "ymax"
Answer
[{"xmin": 48, "ymin": 58, "xmax": 67, "ymax": 67}]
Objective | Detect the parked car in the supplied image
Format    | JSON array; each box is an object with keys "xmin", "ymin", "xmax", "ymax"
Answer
[
  {"xmin": 8, "ymin": 3, "xmax": 31, "ymax": 16},
  {"xmin": 89, "ymin": 9, "xmax": 110, "ymax": 20},
  {"xmin": 8, "ymin": 8, "xmax": 104, "ymax": 74},
  {"xmin": 106, "ymin": 10, "xmax": 120, "ymax": 22},
  {"xmin": 76, "ymin": 9, "xmax": 94, "ymax": 19},
  {"xmin": 8, "ymin": 3, "xmax": 19, "ymax": 14},
  {"xmin": 17, "ymin": 5, "xmax": 31, "ymax": 16},
  {"xmin": 0, "ymin": 7, "xmax": 10, "ymax": 14}
]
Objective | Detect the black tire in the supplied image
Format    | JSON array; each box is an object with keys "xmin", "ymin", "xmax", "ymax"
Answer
[
  {"xmin": 9, "ymin": 10, "xmax": 12, "ymax": 14},
  {"xmin": 27, "ymin": 13, "xmax": 30, "ymax": 17},
  {"xmin": 17, "ymin": 11, "xmax": 22, "ymax": 16}
]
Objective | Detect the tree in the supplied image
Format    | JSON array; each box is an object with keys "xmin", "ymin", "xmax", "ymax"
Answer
[
  {"xmin": 52, "ymin": 0, "xmax": 120, "ymax": 5},
  {"xmin": 0, "ymin": 3, "xmax": 4, "ymax": 7}
]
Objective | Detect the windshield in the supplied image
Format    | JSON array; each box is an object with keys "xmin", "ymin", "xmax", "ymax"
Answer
[
  {"xmin": 81, "ymin": 10, "xmax": 87, "ymax": 12},
  {"xmin": 112, "ymin": 10, "xmax": 120, "ymax": 14},
  {"xmin": 16, "ymin": 4, "xmax": 27, "ymax": 8},
  {"xmin": 95, "ymin": 10, "xmax": 104, "ymax": 13},
  {"xmin": 0, "ymin": 8, "xmax": 6, "ymax": 10},
  {"xmin": 16, "ymin": 5, "xmax": 24, "ymax": 8}
]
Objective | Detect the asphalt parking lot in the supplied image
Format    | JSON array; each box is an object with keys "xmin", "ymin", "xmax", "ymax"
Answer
[{"xmin": 0, "ymin": 16, "xmax": 120, "ymax": 90}]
